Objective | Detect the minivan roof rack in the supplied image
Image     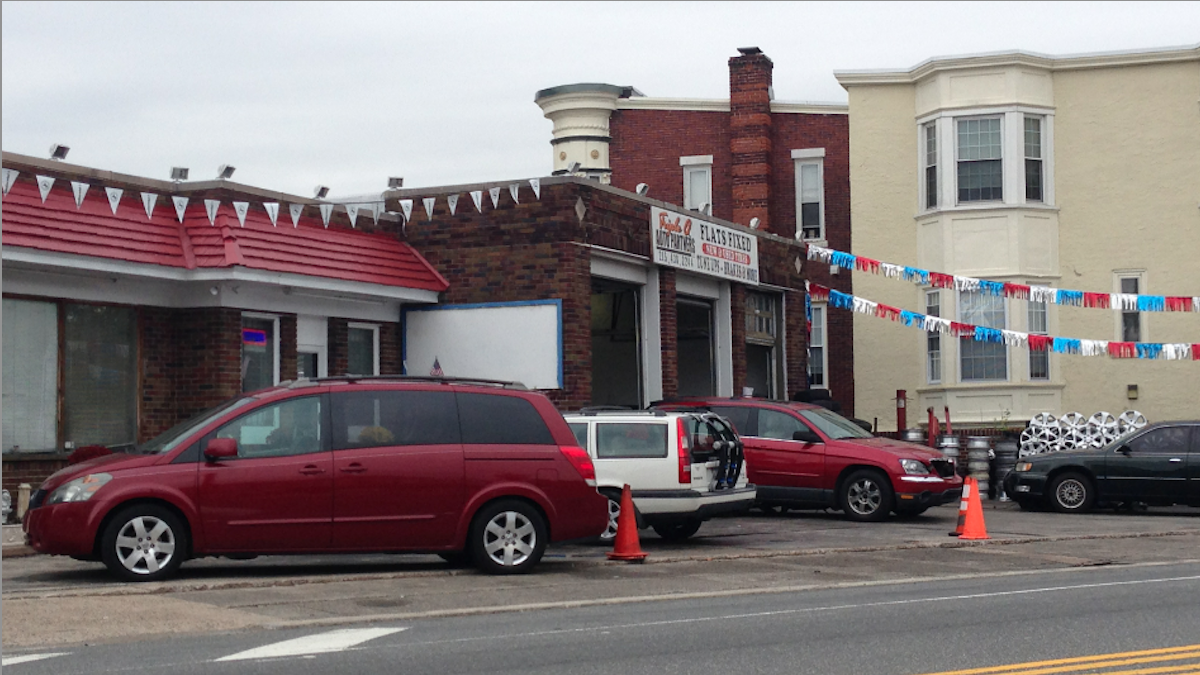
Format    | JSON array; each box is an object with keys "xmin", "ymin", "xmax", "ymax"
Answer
[
  {"xmin": 290, "ymin": 375, "xmax": 528, "ymax": 390},
  {"xmin": 573, "ymin": 407, "xmax": 668, "ymax": 416}
]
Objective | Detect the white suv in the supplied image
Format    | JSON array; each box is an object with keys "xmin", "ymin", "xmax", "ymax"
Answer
[{"xmin": 564, "ymin": 410, "xmax": 755, "ymax": 542}]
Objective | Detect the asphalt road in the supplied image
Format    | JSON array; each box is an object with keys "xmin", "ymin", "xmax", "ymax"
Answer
[{"xmin": 5, "ymin": 560, "xmax": 1200, "ymax": 674}]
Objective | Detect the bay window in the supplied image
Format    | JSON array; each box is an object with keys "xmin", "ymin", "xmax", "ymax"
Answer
[{"xmin": 959, "ymin": 293, "xmax": 1007, "ymax": 381}]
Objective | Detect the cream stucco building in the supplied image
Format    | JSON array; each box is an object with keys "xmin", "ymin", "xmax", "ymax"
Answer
[{"xmin": 835, "ymin": 45, "xmax": 1200, "ymax": 431}]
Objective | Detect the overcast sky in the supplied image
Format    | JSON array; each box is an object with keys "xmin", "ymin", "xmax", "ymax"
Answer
[{"xmin": 3, "ymin": 1, "xmax": 1198, "ymax": 198}]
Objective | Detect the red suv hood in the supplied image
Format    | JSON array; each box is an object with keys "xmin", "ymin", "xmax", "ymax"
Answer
[
  {"xmin": 833, "ymin": 436, "xmax": 945, "ymax": 461},
  {"xmin": 40, "ymin": 452, "xmax": 162, "ymax": 491}
]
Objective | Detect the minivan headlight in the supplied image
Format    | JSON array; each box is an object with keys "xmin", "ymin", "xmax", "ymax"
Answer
[
  {"xmin": 46, "ymin": 473, "xmax": 112, "ymax": 505},
  {"xmin": 1014, "ymin": 462, "xmax": 1034, "ymax": 472},
  {"xmin": 899, "ymin": 459, "xmax": 930, "ymax": 475}
]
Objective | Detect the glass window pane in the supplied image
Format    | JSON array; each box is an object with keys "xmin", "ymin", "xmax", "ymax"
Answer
[
  {"xmin": 217, "ymin": 396, "xmax": 324, "ymax": 458},
  {"xmin": 800, "ymin": 164, "xmax": 820, "ymax": 201},
  {"xmin": 757, "ymin": 409, "xmax": 806, "ymax": 441},
  {"xmin": 242, "ymin": 317, "xmax": 275, "ymax": 392},
  {"xmin": 63, "ymin": 304, "xmax": 137, "ymax": 447},
  {"xmin": 1025, "ymin": 159, "xmax": 1043, "ymax": 202},
  {"xmin": 1029, "ymin": 351, "xmax": 1049, "ymax": 380},
  {"xmin": 1122, "ymin": 312, "xmax": 1141, "ymax": 342},
  {"xmin": 595, "ymin": 422, "xmax": 667, "ymax": 458},
  {"xmin": 332, "ymin": 390, "xmax": 459, "ymax": 449},
  {"xmin": 958, "ymin": 160, "xmax": 1003, "ymax": 202},
  {"xmin": 687, "ymin": 168, "xmax": 710, "ymax": 210},
  {"xmin": 2, "ymin": 299, "xmax": 59, "ymax": 452},
  {"xmin": 960, "ymin": 293, "xmax": 1006, "ymax": 381},
  {"xmin": 1121, "ymin": 278, "xmax": 1139, "ymax": 295},
  {"xmin": 457, "ymin": 393, "xmax": 554, "ymax": 445},
  {"xmin": 348, "ymin": 327, "xmax": 376, "ymax": 376},
  {"xmin": 810, "ymin": 307, "xmax": 824, "ymax": 346},
  {"xmin": 1024, "ymin": 117, "xmax": 1042, "ymax": 159},
  {"xmin": 1028, "ymin": 300, "xmax": 1047, "ymax": 334}
]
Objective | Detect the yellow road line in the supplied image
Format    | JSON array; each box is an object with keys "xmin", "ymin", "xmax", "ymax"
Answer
[{"xmin": 913, "ymin": 645, "xmax": 1200, "ymax": 675}]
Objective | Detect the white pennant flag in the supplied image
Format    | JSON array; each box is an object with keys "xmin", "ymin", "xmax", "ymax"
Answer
[
  {"xmin": 470, "ymin": 190, "xmax": 483, "ymax": 212},
  {"xmin": 508, "ymin": 183, "xmax": 520, "ymax": 204},
  {"xmin": 289, "ymin": 203, "xmax": 303, "ymax": 228},
  {"xmin": 105, "ymin": 187, "xmax": 123, "ymax": 214},
  {"xmin": 141, "ymin": 192, "xmax": 158, "ymax": 220},
  {"xmin": 71, "ymin": 181, "xmax": 89, "ymax": 208},
  {"xmin": 447, "ymin": 194, "xmax": 459, "ymax": 215},
  {"xmin": 172, "ymin": 196, "xmax": 189, "ymax": 223},
  {"xmin": 488, "ymin": 186, "xmax": 501, "ymax": 209},
  {"xmin": 399, "ymin": 199, "xmax": 414, "ymax": 222},
  {"xmin": 371, "ymin": 203, "xmax": 381, "ymax": 226},
  {"xmin": 264, "ymin": 202, "xmax": 279, "ymax": 227},
  {"xmin": 346, "ymin": 204, "xmax": 360, "ymax": 228},
  {"xmin": 2, "ymin": 168, "xmax": 19, "ymax": 195},
  {"xmin": 36, "ymin": 175, "xmax": 55, "ymax": 203},
  {"xmin": 232, "ymin": 201, "xmax": 249, "ymax": 227},
  {"xmin": 319, "ymin": 203, "xmax": 334, "ymax": 228},
  {"xmin": 204, "ymin": 199, "xmax": 221, "ymax": 225},
  {"xmin": 528, "ymin": 178, "xmax": 540, "ymax": 199},
  {"xmin": 423, "ymin": 197, "xmax": 436, "ymax": 220}
]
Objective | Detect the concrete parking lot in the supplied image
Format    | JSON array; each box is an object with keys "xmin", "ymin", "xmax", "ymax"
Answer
[{"xmin": 5, "ymin": 501, "xmax": 1200, "ymax": 650}]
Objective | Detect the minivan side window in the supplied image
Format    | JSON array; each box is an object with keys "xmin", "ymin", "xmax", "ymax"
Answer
[
  {"xmin": 595, "ymin": 423, "xmax": 668, "ymax": 459},
  {"xmin": 215, "ymin": 396, "xmax": 324, "ymax": 459},
  {"xmin": 457, "ymin": 393, "xmax": 554, "ymax": 445},
  {"xmin": 757, "ymin": 409, "xmax": 809, "ymax": 441},
  {"xmin": 331, "ymin": 390, "xmax": 459, "ymax": 450}
]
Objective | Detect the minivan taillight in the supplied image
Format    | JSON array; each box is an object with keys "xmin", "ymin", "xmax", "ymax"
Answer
[
  {"xmin": 677, "ymin": 419, "xmax": 691, "ymax": 484},
  {"xmin": 559, "ymin": 445, "xmax": 597, "ymax": 487}
]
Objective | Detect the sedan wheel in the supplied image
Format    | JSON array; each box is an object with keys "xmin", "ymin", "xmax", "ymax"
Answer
[
  {"xmin": 839, "ymin": 470, "xmax": 894, "ymax": 522},
  {"xmin": 100, "ymin": 505, "xmax": 187, "ymax": 582},
  {"xmin": 1049, "ymin": 472, "xmax": 1095, "ymax": 513},
  {"xmin": 599, "ymin": 493, "xmax": 621, "ymax": 542},
  {"xmin": 470, "ymin": 500, "xmax": 547, "ymax": 575}
]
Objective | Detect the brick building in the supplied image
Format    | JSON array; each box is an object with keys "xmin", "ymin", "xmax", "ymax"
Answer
[
  {"xmin": 1, "ymin": 151, "xmax": 446, "ymax": 493},
  {"xmin": 386, "ymin": 177, "xmax": 809, "ymax": 412},
  {"xmin": 535, "ymin": 47, "xmax": 855, "ymax": 414}
]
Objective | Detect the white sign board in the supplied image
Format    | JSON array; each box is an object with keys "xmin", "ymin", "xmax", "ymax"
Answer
[
  {"xmin": 650, "ymin": 206, "xmax": 759, "ymax": 285},
  {"xmin": 402, "ymin": 300, "xmax": 563, "ymax": 389}
]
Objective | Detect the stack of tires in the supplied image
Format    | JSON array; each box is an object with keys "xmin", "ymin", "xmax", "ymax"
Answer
[
  {"xmin": 937, "ymin": 434, "xmax": 961, "ymax": 474},
  {"xmin": 966, "ymin": 437, "xmax": 991, "ymax": 497},
  {"xmin": 992, "ymin": 438, "xmax": 1019, "ymax": 501}
]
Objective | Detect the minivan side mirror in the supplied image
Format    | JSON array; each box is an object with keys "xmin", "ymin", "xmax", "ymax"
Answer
[
  {"xmin": 204, "ymin": 438, "xmax": 238, "ymax": 460},
  {"xmin": 793, "ymin": 429, "xmax": 823, "ymax": 444}
]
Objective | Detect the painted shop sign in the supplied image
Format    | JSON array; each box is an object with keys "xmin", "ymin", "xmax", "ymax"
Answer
[{"xmin": 650, "ymin": 206, "xmax": 759, "ymax": 285}]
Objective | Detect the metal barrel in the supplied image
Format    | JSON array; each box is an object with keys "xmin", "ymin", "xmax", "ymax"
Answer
[
  {"xmin": 937, "ymin": 434, "xmax": 961, "ymax": 474},
  {"xmin": 992, "ymin": 438, "xmax": 1019, "ymax": 501},
  {"xmin": 966, "ymin": 436, "xmax": 992, "ymax": 497},
  {"xmin": 901, "ymin": 429, "xmax": 926, "ymax": 444}
]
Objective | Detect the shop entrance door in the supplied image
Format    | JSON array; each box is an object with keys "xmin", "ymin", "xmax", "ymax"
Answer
[
  {"xmin": 591, "ymin": 279, "xmax": 643, "ymax": 408},
  {"xmin": 677, "ymin": 297, "xmax": 715, "ymax": 397}
]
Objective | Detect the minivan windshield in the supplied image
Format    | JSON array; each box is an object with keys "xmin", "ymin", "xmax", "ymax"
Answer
[
  {"xmin": 137, "ymin": 396, "xmax": 255, "ymax": 454},
  {"xmin": 797, "ymin": 408, "xmax": 875, "ymax": 440}
]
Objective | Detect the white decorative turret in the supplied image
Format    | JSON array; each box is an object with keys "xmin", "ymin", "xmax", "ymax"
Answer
[{"xmin": 534, "ymin": 83, "xmax": 642, "ymax": 183}]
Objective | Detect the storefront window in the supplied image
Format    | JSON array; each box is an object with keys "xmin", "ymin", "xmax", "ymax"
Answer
[
  {"xmin": 63, "ymin": 304, "xmax": 137, "ymax": 448},
  {"xmin": 242, "ymin": 315, "xmax": 278, "ymax": 392},
  {"xmin": 2, "ymin": 299, "xmax": 59, "ymax": 452}
]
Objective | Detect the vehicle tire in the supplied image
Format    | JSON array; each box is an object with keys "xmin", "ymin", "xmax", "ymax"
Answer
[
  {"xmin": 651, "ymin": 519, "xmax": 703, "ymax": 541},
  {"xmin": 592, "ymin": 489, "xmax": 622, "ymax": 544},
  {"xmin": 894, "ymin": 506, "xmax": 928, "ymax": 518},
  {"xmin": 1048, "ymin": 472, "xmax": 1095, "ymax": 513},
  {"xmin": 438, "ymin": 551, "xmax": 471, "ymax": 567},
  {"xmin": 100, "ymin": 504, "xmax": 188, "ymax": 582},
  {"xmin": 839, "ymin": 469, "xmax": 894, "ymax": 522},
  {"xmin": 469, "ymin": 500, "xmax": 547, "ymax": 575},
  {"xmin": 1014, "ymin": 498, "xmax": 1039, "ymax": 512}
]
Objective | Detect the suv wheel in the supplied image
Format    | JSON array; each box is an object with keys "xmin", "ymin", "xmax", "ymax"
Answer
[
  {"xmin": 100, "ymin": 504, "xmax": 188, "ymax": 582},
  {"xmin": 469, "ymin": 500, "xmax": 547, "ymax": 575},
  {"xmin": 1048, "ymin": 472, "xmax": 1094, "ymax": 513},
  {"xmin": 650, "ymin": 519, "xmax": 702, "ymax": 541},
  {"xmin": 839, "ymin": 469, "xmax": 893, "ymax": 522}
]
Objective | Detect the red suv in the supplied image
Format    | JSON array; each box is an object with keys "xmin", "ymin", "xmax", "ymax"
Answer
[
  {"xmin": 24, "ymin": 377, "xmax": 607, "ymax": 581},
  {"xmin": 653, "ymin": 398, "xmax": 962, "ymax": 521}
]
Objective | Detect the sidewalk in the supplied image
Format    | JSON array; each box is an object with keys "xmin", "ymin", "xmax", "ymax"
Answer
[{"xmin": 2, "ymin": 523, "xmax": 34, "ymax": 557}]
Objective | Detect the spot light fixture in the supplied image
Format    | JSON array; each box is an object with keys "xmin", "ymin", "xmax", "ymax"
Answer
[
  {"xmin": 216, "ymin": 165, "xmax": 236, "ymax": 180},
  {"xmin": 635, "ymin": 183, "xmax": 649, "ymax": 196},
  {"xmin": 170, "ymin": 167, "xmax": 189, "ymax": 181},
  {"xmin": 387, "ymin": 177, "xmax": 404, "ymax": 189},
  {"xmin": 313, "ymin": 185, "xmax": 330, "ymax": 199},
  {"xmin": 49, "ymin": 144, "xmax": 70, "ymax": 161}
]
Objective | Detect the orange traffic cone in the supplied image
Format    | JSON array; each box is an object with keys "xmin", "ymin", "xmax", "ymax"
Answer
[
  {"xmin": 959, "ymin": 477, "xmax": 989, "ymax": 541},
  {"xmin": 948, "ymin": 478, "xmax": 971, "ymax": 537},
  {"xmin": 607, "ymin": 484, "xmax": 648, "ymax": 562}
]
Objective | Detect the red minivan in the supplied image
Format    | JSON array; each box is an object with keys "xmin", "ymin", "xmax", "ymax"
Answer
[
  {"xmin": 24, "ymin": 377, "xmax": 607, "ymax": 581},
  {"xmin": 654, "ymin": 398, "xmax": 962, "ymax": 521}
]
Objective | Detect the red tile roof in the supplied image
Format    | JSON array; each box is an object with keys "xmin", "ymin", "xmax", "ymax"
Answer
[{"xmin": 2, "ymin": 176, "xmax": 448, "ymax": 292}]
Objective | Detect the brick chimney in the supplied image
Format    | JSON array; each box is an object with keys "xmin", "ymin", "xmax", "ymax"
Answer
[{"xmin": 729, "ymin": 47, "xmax": 773, "ymax": 234}]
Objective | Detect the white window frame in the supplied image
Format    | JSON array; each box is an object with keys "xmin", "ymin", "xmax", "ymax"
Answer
[
  {"xmin": 792, "ymin": 148, "xmax": 826, "ymax": 242},
  {"xmin": 918, "ymin": 107, "xmax": 1054, "ymax": 212},
  {"xmin": 1114, "ymin": 271, "xmax": 1146, "ymax": 343},
  {"xmin": 955, "ymin": 115, "xmax": 1004, "ymax": 205},
  {"xmin": 925, "ymin": 290, "xmax": 942, "ymax": 384},
  {"xmin": 347, "ymin": 322, "xmax": 381, "ymax": 376},
  {"xmin": 807, "ymin": 303, "xmax": 828, "ymax": 388},
  {"xmin": 1027, "ymin": 298, "xmax": 1049, "ymax": 381},
  {"xmin": 1024, "ymin": 115, "xmax": 1045, "ymax": 203},
  {"xmin": 242, "ymin": 312, "xmax": 281, "ymax": 388},
  {"xmin": 957, "ymin": 292, "xmax": 1009, "ymax": 383},
  {"xmin": 922, "ymin": 122, "xmax": 939, "ymax": 211},
  {"xmin": 680, "ymin": 155, "xmax": 713, "ymax": 213}
]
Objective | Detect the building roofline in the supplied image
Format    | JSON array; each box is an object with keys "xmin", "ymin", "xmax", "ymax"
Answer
[
  {"xmin": 835, "ymin": 43, "xmax": 1200, "ymax": 87},
  {"xmin": 616, "ymin": 97, "xmax": 848, "ymax": 115},
  {"xmin": 534, "ymin": 83, "xmax": 643, "ymax": 102}
]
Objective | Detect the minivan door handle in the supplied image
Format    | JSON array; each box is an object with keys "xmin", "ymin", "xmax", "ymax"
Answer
[
  {"xmin": 1169, "ymin": 458, "xmax": 1183, "ymax": 463},
  {"xmin": 340, "ymin": 463, "xmax": 367, "ymax": 474},
  {"xmin": 299, "ymin": 465, "xmax": 325, "ymax": 475}
]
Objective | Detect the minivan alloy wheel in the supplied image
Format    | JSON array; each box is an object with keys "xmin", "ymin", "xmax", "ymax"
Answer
[
  {"xmin": 100, "ymin": 504, "xmax": 188, "ymax": 582},
  {"xmin": 484, "ymin": 511, "xmax": 536, "ymax": 566},
  {"xmin": 470, "ymin": 500, "xmax": 548, "ymax": 574}
]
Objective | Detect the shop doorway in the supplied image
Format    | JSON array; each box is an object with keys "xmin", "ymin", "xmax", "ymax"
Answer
[
  {"xmin": 677, "ymin": 297, "xmax": 715, "ymax": 397},
  {"xmin": 591, "ymin": 279, "xmax": 642, "ymax": 408}
]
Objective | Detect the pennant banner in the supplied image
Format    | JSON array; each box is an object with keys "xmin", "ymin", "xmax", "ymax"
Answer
[
  {"xmin": 204, "ymin": 199, "xmax": 221, "ymax": 225},
  {"xmin": 399, "ymin": 199, "xmax": 414, "ymax": 222},
  {"xmin": 808, "ymin": 283, "xmax": 1199, "ymax": 363},
  {"xmin": 232, "ymin": 201, "xmax": 249, "ymax": 227},
  {"xmin": 105, "ymin": 187, "xmax": 123, "ymax": 214},
  {"xmin": 289, "ymin": 203, "xmax": 303, "ymax": 228},
  {"xmin": 141, "ymin": 192, "xmax": 157, "ymax": 220},
  {"xmin": 529, "ymin": 178, "xmax": 540, "ymax": 200},
  {"xmin": 2, "ymin": 168, "xmax": 17, "ymax": 195},
  {"xmin": 447, "ymin": 193, "xmax": 459, "ymax": 215},
  {"xmin": 346, "ymin": 204, "xmax": 360, "ymax": 228},
  {"xmin": 488, "ymin": 186, "xmax": 501, "ymax": 209},
  {"xmin": 172, "ymin": 196, "xmax": 189, "ymax": 223},
  {"xmin": 371, "ymin": 203, "xmax": 381, "ymax": 226},
  {"xmin": 264, "ymin": 202, "xmax": 279, "ymax": 227},
  {"xmin": 71, "ymin": 181, "xmax": 89, "ymax": 208},
  {"xmin": 805, "ymin": 243, "xmax": 1198, "ymax": 313},
  {"xmin": 319, "ymin": 203, "xmax": 334, "ymax": 228},
  {"xmin": 423, "ymin": 197, "xmax": 436, "ymax": 220},
  {"xmin": 470, "ymin": 190, "xmax": 483, "ymax": 212},
  {"xmin": 36, "ymin": 175, "xmax": 55, "ymax": 203},
  {"xmin": 508, "ymin": 183, "xmax": 520, "ymax": 204}
]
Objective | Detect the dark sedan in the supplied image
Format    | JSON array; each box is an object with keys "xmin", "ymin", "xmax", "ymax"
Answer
[{"xmin": 1004, "ymin": 421, "xmax": 1200, "ymax": 513}]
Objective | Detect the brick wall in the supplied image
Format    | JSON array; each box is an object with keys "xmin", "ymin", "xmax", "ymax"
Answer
[
  {"xmin": 729, "ymin": 51, "xmax": 774, "ymax": 233},
  {"xmin": 2, "ymin": 455, "xmax": 68, "ymax": 494},
  {"xmin": 658, "ymin": 267, "xmax": 679, "ymax": 399}
]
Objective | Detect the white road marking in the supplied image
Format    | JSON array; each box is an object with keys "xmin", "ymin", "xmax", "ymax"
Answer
[
  {"xmin": 2, "ymin": 652, "xmax": 69, "ymax": 666},
  {"xmin": 215, "ymin": 627, "xmax": 406, "ymax": 662}
]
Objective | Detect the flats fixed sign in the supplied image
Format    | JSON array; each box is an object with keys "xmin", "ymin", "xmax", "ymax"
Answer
[{"xmin": 650, "ymin": 206, "xmax": 759, "ymax": 285}]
